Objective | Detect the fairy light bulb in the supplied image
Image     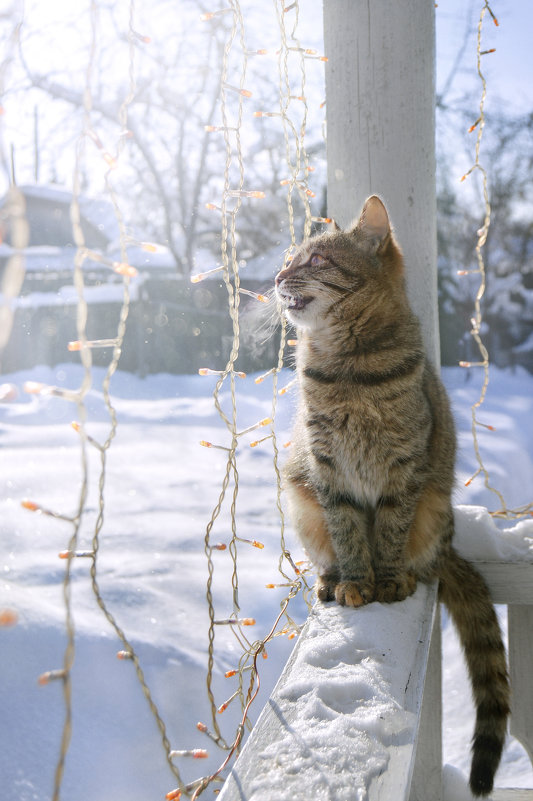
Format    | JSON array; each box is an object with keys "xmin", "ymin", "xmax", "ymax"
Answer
[
  {"xmin": 204, "ymin": 125, "xmax": 238, "ymax": 133},
  {"xmin": 198, "ymin": 368, "xmax": 246, "ymax": 378},
  {"xmin": 254, "ymin": 368, "xmax": 277, "ymax": 384},
  {"xmin": 58, "ymin": 550, "xmax": 94, "ymax": 559},
  {"xmin": 478, "ymin": 422, "xmax": 496, "ymax": 431},
  {"xmin": 190, "ymin": 264, "xmax": 225, "ymax": 283},
  {"xmin": 250, "ymin": 434, "xmax": 272, "ymax": 448},
  {"xmin": 200, "ymin": 8, "xmax": 232, "ymax": 21},
  {"xmin": 21, "ymin": 499, "xmax": 40, "ymax": 512},
  {"xmin": 132, "ymin": 30, "xmax": 151, "ymax": 43},
  {"xmin": 0, "ymin": 383, "xmax": 17, "ymax": 402},
  {"xmin": 239, "ymin": 288, "xmax": 269, "ymax": 303},
  {"xmin": 21, "ymin": 499, "xmax": 74, "ymax": 522},
  {"xmin": 265, "ymin": 582, "xmax": 294, "ymax": 588},
  {"xmin": 68, "ymin": 338, "xmax": 118, "ymax": 351},
  {"xmin": 103, "ymin": 152, "xmax": 117, "ymax": 169},
  {"xmin": 169, "ymin": 749, "xmax": 208, "ymax": 759},
  {"xmin": 112, "ymin": 261, "xmax": 138, "ymax": 278},
  {"xmin": 217, "ymin": 688, "xmax": 240, "ymax": 714},
  {"xmin": 236, "ymin": 537, "xmax": 264, "ymax": 549},
  {"xmin": 0, "ymin": 609, "xmax": 18, "ymax": 627},
  {"xmin": 38, "ymin": 669, "xmax": 66, "ymax": 686},
  {"xmin": 465, "ymin": 469, "xmax": 482, "ymax": 488},
  {"xmin": 23, "ymin": 381, "xmax": 45, "ymax": 395},
  {"xmin": 226, "ymin": 189, "xmax": 265, "ymax": 199},
  {"xmin": 254, "ymin": 111, "xmax": 281, "ymax": 118},
  {"xmin": 237, "ymin": 418, "xmax": 272, "ymax": 437},
  {"xmin": 222, "ymin": 83, "xmax": 252, "ymax": 98},
  {"xmin": 279, "ymin": 378, "xmax": 297, "ymax": 395}
]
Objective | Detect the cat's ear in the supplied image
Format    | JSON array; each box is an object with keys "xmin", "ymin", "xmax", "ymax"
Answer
[
  {"xmin": 350, "ymin": 195, "xmax": 391, "ymax": 253},
  {"xmin": 329, "ymin": 219, "xmax": 341, "ymax": 233}
]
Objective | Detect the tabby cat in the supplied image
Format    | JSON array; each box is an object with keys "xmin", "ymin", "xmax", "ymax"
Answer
[{"xmin": 275, "ymin": 196, "xmax": 510, "ymax": 797}]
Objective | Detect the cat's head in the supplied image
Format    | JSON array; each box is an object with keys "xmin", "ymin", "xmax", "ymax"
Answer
[{"xmin": 275, "ymin": 196, "xmax": 405, "ymax": 331}]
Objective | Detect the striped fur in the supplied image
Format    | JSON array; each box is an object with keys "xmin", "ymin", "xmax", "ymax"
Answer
[{"xmin": 275, "ymin": 196, "xmax": 510, "ymax": 796}]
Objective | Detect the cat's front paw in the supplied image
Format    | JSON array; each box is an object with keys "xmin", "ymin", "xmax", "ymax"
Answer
[
  {"xmin": 375, "ymin": 572, "xmax": 417, "ymax": 604},
  {"xmin": 335, "ymin": 579, "xmax": 375, "ymax": 608},
  {"xmin": 315, "ymin": 575, "xmax": 337, "ymax": 602}
]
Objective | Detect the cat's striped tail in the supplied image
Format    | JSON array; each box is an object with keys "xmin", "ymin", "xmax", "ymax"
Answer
[{"xmin": 437, "ymin": 547, "xmax": 510, "ymax": 797}]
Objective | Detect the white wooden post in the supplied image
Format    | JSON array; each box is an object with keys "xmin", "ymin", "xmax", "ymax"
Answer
[{"xmin": 323, "ymin": 0, "xmax": 439, "ymax": 364}]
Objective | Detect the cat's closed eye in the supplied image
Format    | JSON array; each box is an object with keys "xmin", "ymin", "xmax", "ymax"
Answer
[{"xmin": 310, "ymin": 253, "xmax": 327, "ymax": 267}]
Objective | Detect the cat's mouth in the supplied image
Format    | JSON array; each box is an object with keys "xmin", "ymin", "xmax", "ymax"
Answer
[
  {"xmin": 288, "ymin": 296, "xmax": 312, "ymax": 311},
  {"xmin": 279, "ymin": 292, "xmax": 313, "ymax": 311}
]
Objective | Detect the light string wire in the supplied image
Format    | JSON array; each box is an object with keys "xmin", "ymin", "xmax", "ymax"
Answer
[
  {"xmin": 202, "ymin": 0, "xmax": 247, "ymax": 755},
  {"xmin": 189, "ymin": 2, "xmax": 323, "ymax": 798},
  {"xmin": 21, "ymin": 1, "xmax": 186, "ymax": 796},
  {"xmin": 80, "ymin": 0, "xmax": 185, "ymax": 792},
  {"xmin": 460, "ymin": 1, "xmax": 532, "ymax": 520},
  {"xmin": 45, "ymin": 2, "xmax": 99, "ymax": 796},
  {"xmin": 271, "ymin": 0, "xmax": 314, "ymax": 617},
  {"xmin": 12, "ymin": 0, "xmax": 324, "ymax": 797}
]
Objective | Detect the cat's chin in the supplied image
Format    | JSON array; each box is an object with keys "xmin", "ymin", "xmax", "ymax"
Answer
[{"xmin": 285, "ymin": 307, "xmax": 318, "ymax": 329}]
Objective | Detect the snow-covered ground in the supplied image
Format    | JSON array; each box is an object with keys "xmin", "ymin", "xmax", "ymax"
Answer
[{"xmin": 1, "ymin": 362, "xmax": 532, "ymax": 800}]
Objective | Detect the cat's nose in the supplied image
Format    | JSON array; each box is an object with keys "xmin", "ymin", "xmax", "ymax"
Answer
[{"xmin": 275, "ymin": 266, "xmax": 290, "ymax": 286}]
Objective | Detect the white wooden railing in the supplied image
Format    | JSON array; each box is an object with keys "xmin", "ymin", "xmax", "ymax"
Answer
[{"xmin": 218, "ymin": 555, "xmax": 533, "ymax": 801}]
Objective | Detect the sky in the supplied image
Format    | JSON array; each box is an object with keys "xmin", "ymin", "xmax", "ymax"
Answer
[
  {"xmin": 1, "ymin": 0, "xmax": 533, "ymax": 196},
  {"xmin": 436, "ymin": 0, "xmax": 533, "ymax": 115}
]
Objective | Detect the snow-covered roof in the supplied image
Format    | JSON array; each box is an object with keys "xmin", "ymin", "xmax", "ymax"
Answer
[{"xmin": 17, "ymin": 184, "xmax": 121, "ymax": 245}]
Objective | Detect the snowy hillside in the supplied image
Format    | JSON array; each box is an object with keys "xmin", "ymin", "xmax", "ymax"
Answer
[{"xmin": 0, "ymin": 362, "xmax": 532, "ymax": 800}]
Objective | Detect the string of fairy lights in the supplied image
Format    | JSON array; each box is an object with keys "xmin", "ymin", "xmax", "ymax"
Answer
[
  {"xmin": 177, "ymin": 2, "xmax": 325, "ymax": 798},
  {"xmin": 458, "ymin": 0, "xmax": 532, "ymax": 519},
  {"xmin": 14, "ymin": 1, "xmax": 184, "ymax": 798},
  {"xmin": 2, "ymin": 2, "xmax": 325, "ymax": 799},
  {"xmin": 0, "ymin": 1, "xmax": 532, "ymax": 800}
]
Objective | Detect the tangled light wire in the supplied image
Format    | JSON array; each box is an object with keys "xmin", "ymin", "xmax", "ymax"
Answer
[
  {"xmin": 459, "ymin": 1, "xmax": 532, "ymax": 520},
  {"xmin": 13, "ymin": 1, "xmax": 325, "ymax": 799}
]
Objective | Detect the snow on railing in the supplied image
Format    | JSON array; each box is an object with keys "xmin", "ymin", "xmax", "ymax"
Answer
[
  {"xmin": 219, "ymin": 583, "xmax": 440, "ymax": 801},
  {"xmin": 218, "ymin": 508, "xmax": 533, "ymax": 801}
]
